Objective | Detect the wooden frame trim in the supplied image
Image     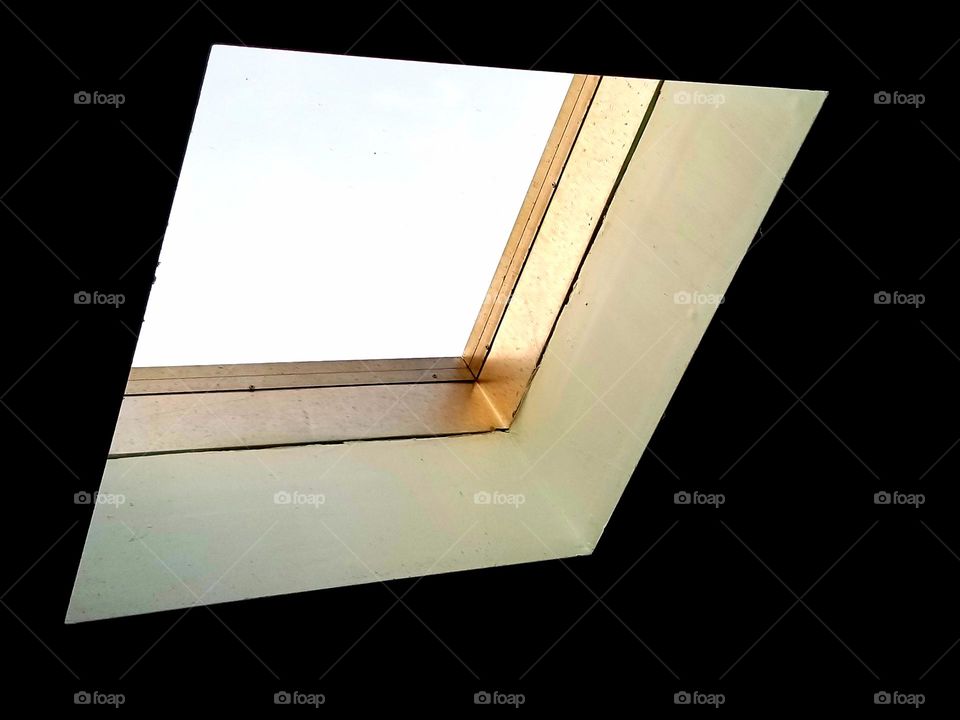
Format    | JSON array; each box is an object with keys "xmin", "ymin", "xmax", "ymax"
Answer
[
  {"xmin": 125, "ymin": 356, "xmax": 472, "ymax": 395},
  {"xmin": 108, "ymin": 379, "xmax": 503, "ymax": 457},
  {"xmin": 461, "ymin": 74, "xmax": 601, "ymax": 377}
]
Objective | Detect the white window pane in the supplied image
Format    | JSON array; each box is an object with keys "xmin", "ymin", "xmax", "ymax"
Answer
[{"xmin": 132, "ymin": 45, "xmax": 572, "ymax": 366}]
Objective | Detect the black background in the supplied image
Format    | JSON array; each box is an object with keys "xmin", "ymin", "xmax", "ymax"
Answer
[{"xmin": 1, "ymin": 0, "xmax": 957, "ymax": 712}]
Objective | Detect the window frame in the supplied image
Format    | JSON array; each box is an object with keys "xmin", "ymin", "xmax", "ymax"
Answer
[{"xmin": 111, "ymin": 73, "xmax": 654, "ymax": 458}]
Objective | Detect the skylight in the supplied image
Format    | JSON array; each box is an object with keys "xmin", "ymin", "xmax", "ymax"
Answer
[{"xmin": 131, "ymin": 45, "xmax": 572, "ymax": 367}]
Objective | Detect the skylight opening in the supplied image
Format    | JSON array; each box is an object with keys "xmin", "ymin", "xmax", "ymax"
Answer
[{"xmin": 132, "ymin": 45, "xmax": 572, "ymax": 367}]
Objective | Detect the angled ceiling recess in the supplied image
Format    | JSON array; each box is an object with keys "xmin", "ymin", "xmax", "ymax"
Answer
[{"xmin": 67, "ymin": 45, "xmax": 826, "ymax": 622}]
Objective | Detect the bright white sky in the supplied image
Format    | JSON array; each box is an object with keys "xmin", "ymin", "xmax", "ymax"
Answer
[{"xmin": 132, "ymin": 45, "xmax": 572, "ymax": 366}]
